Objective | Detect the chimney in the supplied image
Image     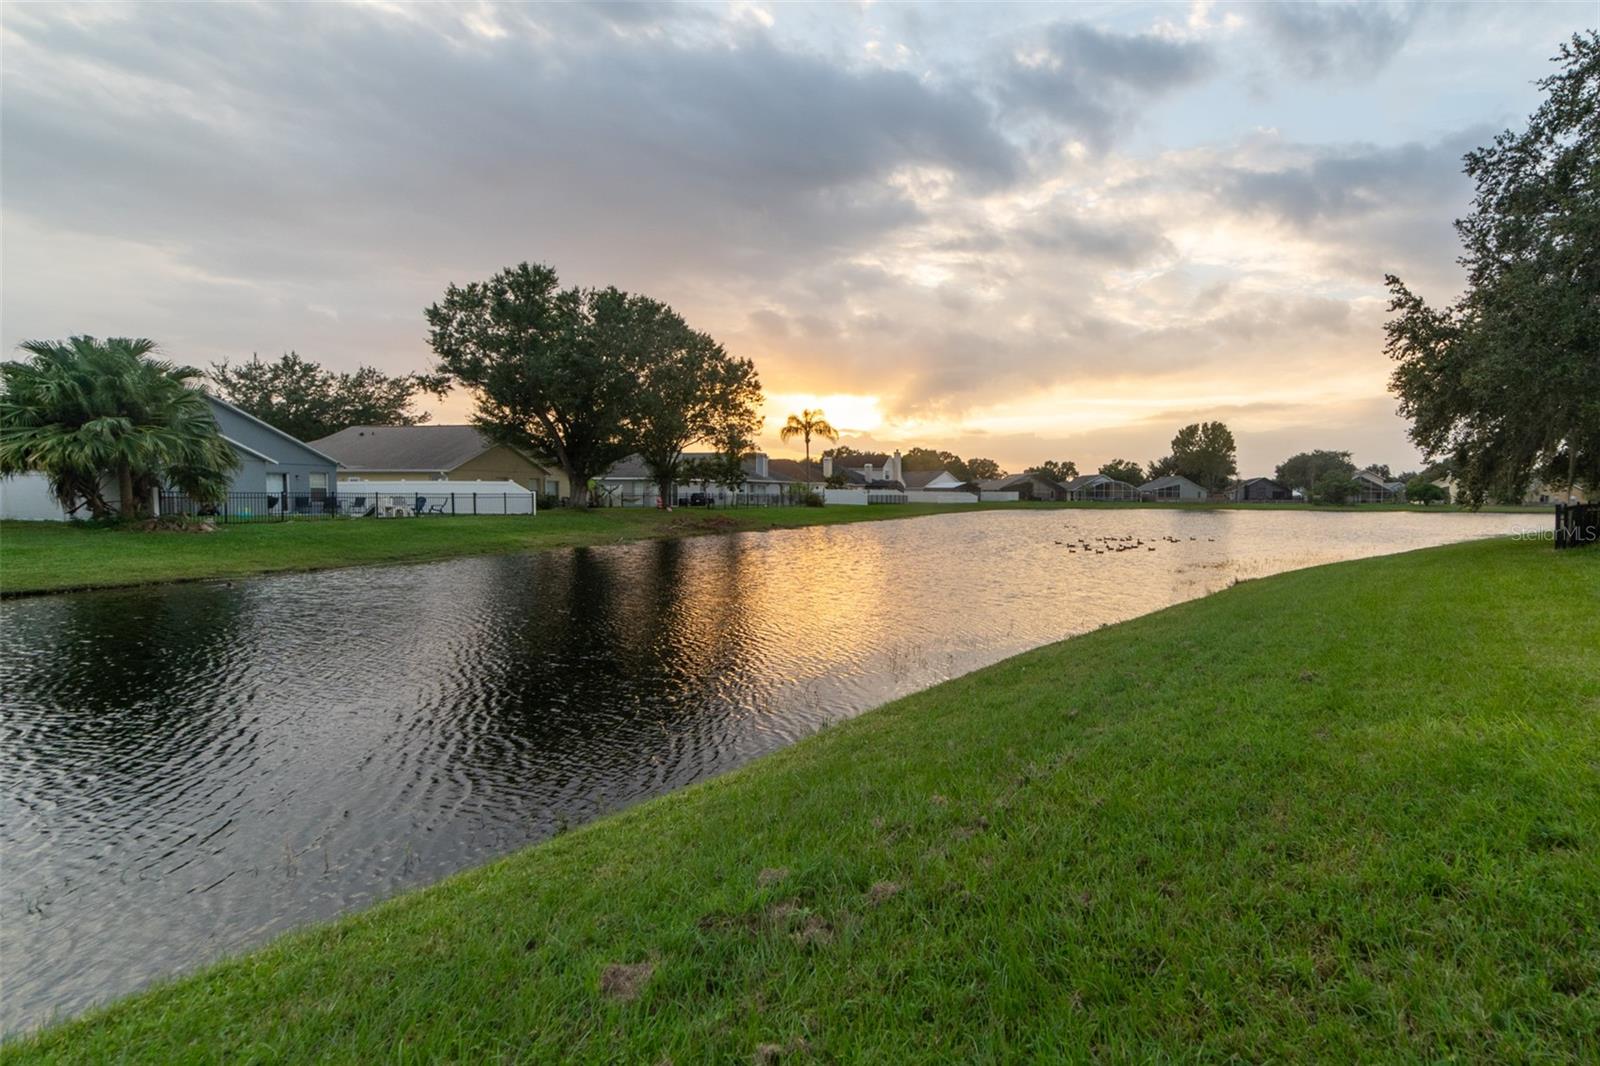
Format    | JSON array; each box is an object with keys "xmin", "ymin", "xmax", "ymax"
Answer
[
  {"xmin": 754, "ymin": 453, "xmax": 768, "ymax": 478},
  {"xmin": 892, "ymin": 449, "xmax": 902, "ymax": 483},
  {"xmin": 822, "ymin": 455, "xmax": 833, "ymax": 478},
  {"xmin": 863, "ymin": 462, "xmax": 874, "ymax": 481}
]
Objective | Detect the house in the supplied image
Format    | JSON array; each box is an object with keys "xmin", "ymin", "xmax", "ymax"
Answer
[
  {"xmin": 767, "ymin": 457, "xmax": 822, "ymax": 484},
  {"xmin": 978, "ymin": 473, "xmax": 1069, "ymax": 501},
  {"xmin": 207, "ymin": 394, "xmax": 342, "ymax": 503},
  {"xmin": 1229, "ymin": 477, "xmax": 1294, "ymax": 502},
  {"xmin": 821, "ymin": 451, "xmax": 906, "ymax": 489},
  {"xmin": 1521, "ymin": 481, "xmax": 1591, "ymax": 505},
  {"xmin": 1138, "ymin": 474, "xmax": 1207, "ymax": 502},
  {"xmin": 310, "ymin": 425, "xmax": 569, "ymax": 500},
  {"xmin": 1062, "ymin": 474, "xmax": 1140, "ymax": 501},
  {"xmin": 1, "ymin": 394, "xmax": 340, "ymax": 519},
  {"xmin": 902, "ymin": 469, "xmax": 977, "ymax": 493},
  {"xmin": 1350, "ymin": 469, "xmax": 1407, "ymax": 504},
  {"xmin": 593, "ymin": 452, "xmax": 793, "ymax": 507}
]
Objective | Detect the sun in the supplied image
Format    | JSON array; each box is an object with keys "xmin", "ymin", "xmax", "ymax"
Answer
[{"xmin": 761, "ymin": 393, "xmax": 884, "ymax": 442}]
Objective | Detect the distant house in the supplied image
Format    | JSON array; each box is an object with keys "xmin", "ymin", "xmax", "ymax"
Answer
[
  {"xmin": 902, "ymin": 469, "xmax": 977, "ymax": 492},
  {"xmin": 1229, "ymin": 477, "xmax": 1294, "ymax": 502},
  {"xmin": 767, "ymin": 458, "xmax": 821, "ymax": 484},
  {"xmin": 1, "ymin": 393, "xmax": 340, "ymax": 520},
  {"xmin": 1520, "ymin": 481, "xmax": 1591, "ymax": 505},
  {"xmin": 594, "ymin": 452, "xmax": 792, "ymax": 506},
  {"xmin": 1062, "ymin": 474, "xmax": 1140, "ymax": 501},
  {"xmin": 822, "ymin": 451, "xmax": 906, "ymax": 489},
  {"xmin": 310, "ymin": 425, "xmax": 569, "ymax": 499},
  {"xmin": 978, "ymin": 473, "xmax": 1069, "ymax": 501},
  {"xmin": 1350, "ymin": 469, "xmax": 1407, "ymax": 504},
  {"xmin": 1138, "ymin": 474, "xmax": 1207, "ymax": 502}
]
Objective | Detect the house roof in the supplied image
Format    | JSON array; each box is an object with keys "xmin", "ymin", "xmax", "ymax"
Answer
[
  {"xmin": 204, "ymin": 393, "xmax": 343, "ymax": 466},
  {"xmin": 1139, "ymin": 475, "xmax": 1204, "ymax": 492},
  {"xmin": 309, "ymin": 425, "xmax": 526, "ymax": 472},
  {"xmin": 1063, "ymin": 473, "xmax": 1121, "ymax": 490},
  {"xmin": 767, "ymin": 458, "xmax": 818, "ymax": 482},
  {"xmin": 1352, "ymin": 469, "xmax": 1405, "ymax": 492},
  {"xmin": 902, "ymin": 469, "xmax": 970, "ymax": 490}
]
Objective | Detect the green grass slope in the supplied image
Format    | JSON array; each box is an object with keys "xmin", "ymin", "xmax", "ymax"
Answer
[{"xmin": 7, "ymin": 538, "xmax": 1598, "ymax": 1062}]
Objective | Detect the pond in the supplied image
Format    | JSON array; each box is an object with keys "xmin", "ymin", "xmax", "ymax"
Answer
[{"xmin": 0, "ymin": 508, "xmax": 1539, "ymax": 1032}]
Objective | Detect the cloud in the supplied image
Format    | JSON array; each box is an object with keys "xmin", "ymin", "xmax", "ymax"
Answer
[
  {"xmin": 1, "ymin": 3, "xmax": 1019, "ymax": 302},
  {"xmin": 1255, "ymin": 1, "xmax": 1421, "ymax": 80},
  {"xmin": 999, "ymin": 21, "xmax": 1214, "ymax": 146}
]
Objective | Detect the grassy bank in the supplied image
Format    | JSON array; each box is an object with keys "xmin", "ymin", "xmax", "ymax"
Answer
[
  {"xmin": 9, "ymin": 537, "xmax": 1597, "ymax": 1062},
  {"xmin": 0, "ymin": 500, "xmax": 1547, "ymax": 597}
]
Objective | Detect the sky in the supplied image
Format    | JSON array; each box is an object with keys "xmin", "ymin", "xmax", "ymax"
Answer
[{"xmin": 2, "ymin": 1, "xmax": 1591, "ymax": 476}]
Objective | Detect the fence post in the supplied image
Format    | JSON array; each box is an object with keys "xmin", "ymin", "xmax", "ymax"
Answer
[{"xmin": 473, "ymin": 492, "xmax": 478, "ymax": 515}]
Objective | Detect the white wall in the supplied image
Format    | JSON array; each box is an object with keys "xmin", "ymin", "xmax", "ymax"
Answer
[
  {"xmin": 823, "ymin": 488, "xmax": 869, "ymax": 506},
  {"xmin": 0, "ymin": 473, "xmax": 74, "ymax": 521},
  {"xmin": 904, "ymin": 490, "xmax": 979, "ymax": 504}
]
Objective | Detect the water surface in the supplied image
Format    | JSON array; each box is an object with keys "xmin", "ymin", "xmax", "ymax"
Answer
[{"xmin": 0, "ymin": 508, "xmax": 1537, "ymax": 1031}]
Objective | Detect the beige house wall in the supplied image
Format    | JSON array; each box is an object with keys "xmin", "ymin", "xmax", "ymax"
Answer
[
  {"xmin": 453, "ymin": 446, "xmax": 568, "ymax": 497},
  {"xmin": 334, "ymin": 445, "xmax": 569, "ymax": 498}
]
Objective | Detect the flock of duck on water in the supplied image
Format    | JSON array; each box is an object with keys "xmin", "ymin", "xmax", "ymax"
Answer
[{"xmin": 1053, "ymin": 533, "xmax": 1218, "ymax": 555}]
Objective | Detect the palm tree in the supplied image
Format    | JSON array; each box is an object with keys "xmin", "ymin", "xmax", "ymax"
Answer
[
  {"xmin": 0, "ymin": 336, "xmax": 238, "ymax": 519},
  {"xmin": 779, "ymin": 408, "xmax": 838, "ymax": 482}
]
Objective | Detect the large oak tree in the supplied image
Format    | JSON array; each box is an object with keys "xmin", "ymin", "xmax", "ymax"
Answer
[
  {"xmin": 1385, "ymin": 33, "xmax": 1599, "ymax": 506},
  {"xmin": 427, "ymin": 264, "xmax": 662, "ymax": 508}
]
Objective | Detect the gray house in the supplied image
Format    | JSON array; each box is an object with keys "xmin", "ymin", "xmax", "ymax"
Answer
[
  {"xmin": 1, "ymin": 394, "xmax": 339, "ymax": 520},
  {"xmin": 1062, "ymin": 474, "xmax": 1140, "ymax": 501},
  {"xmin": 1139, "ymin": 474, "xmax": 1208, "ymax": 501},
  {"xmin": 204, "ymin": 394, "xmax": 341, "ymax": 504},
  {"xmin": 1229, "ymin": 477, "xmax": 1294, "ymax": 502},
  {"xmin": 978, "ymin": 473, "xmax": 1070, "ymax": 501}
]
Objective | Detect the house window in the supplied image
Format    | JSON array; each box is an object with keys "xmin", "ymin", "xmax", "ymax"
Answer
[
  {"xmin": 546, "ymin": 479, "xmax": 559, "ymax": 496},
  {"xmin": 310, "ymin": 473, "xmax": 328, "ymax": 502}
]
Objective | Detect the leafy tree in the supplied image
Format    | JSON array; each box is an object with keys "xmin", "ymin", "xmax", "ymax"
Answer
[
  {"xmin": 1406, "ymin": 477, "xmax": 1449, "ymax": 505},
  {"xmin": 1275, "ymin": 450, "xmax": 1356, "ymax": 495},
  {"xmin": 1312, "ymin": 471, "xmax": 1358, "ymax": 505},
  {"xmin": 701, "ymin": 418, "xmax": 758, "ymax": 500},
  {"xmin": 209, "ymin": 352, "xmax": 447, "ymax": 442},
  {"xmin": 427, "ymin": 263, "xmax": 654, "ymax": 508},
  {"xmin": 1161, "ymin": 421, "xmax": 1238, "ymax": 492},
  {"xmin": 1026, "ymin": 459, "xmax": 1078, "ymax": 481},
  {"xmin": 903, "ymin": 447, "xmax": 971, "ymax": 480},
  {"xmin": 965, "ymin": 457, "xmax": 1004, "ymax": 481},
  {"xmin": 1145, "ymin": 455, "xmax": 1179, "ymax": 480},
  {"xmin": 1098, "ymin": 459, "xmax": 1144, "ymax": 485},
  {"xmin": 630, "ymin": 311, "xmax": 762, "ymax": 506},
  {"xmin": 1386, "ymin": 33, "xmax": 1600, "ymax": 507},
  {"xmin": 779, "ymin": 409, "xmax": 838, "ymax": 482},
  {"xmin": 0, "ymin": 337, "xmax": 237, "ymax": 519}
]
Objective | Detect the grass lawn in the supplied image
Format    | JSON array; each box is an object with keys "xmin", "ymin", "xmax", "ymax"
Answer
[
  {"xmin": 8, "ymin": 537, "xmax": 1597, "ymax": 1062},
  {"xmin": 0, "ymin": 499, "xmax": 1549, "ymax": 597}
]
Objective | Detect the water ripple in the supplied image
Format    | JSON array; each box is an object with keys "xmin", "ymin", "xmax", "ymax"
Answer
[{"xmin": 0, "ymin": 508, "xmax": 1536, "ymax": 1032}]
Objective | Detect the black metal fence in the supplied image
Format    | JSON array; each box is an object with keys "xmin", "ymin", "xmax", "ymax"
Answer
[
  {"xmin": 158, "ymin": 491, "xmax": 535, "ymax": 524},
  {"xmin": 1555, "ymin": 502, "xmax": 1598, "ymax": 549},
  {"xmin": 591, "ymin": 490, "xmax": 807, "ymax": 509}
]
